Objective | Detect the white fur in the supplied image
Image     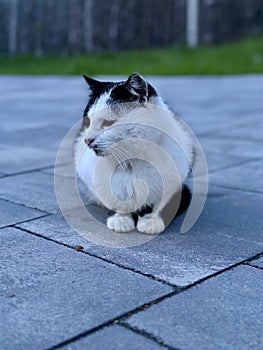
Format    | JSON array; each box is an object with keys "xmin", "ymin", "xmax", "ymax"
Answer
[
  {"xmin": 75, "ymin": 89, "xmax": 194, "ymax": 234},
  {"xmin": 107, "ymin": 213, "xmax": 135, "ymax": 233},
  {"xmin": 137, "ymin": 215, "xmax": 165, "ymax": 235},
  {"xmin": 89, "ymin": 91, "xmax": 111, "ymax": 115}
]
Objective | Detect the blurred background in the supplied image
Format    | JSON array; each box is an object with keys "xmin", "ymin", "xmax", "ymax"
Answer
[{"xmin": 0, "ymin": 0, "xmax": 263, "ymax": 75}]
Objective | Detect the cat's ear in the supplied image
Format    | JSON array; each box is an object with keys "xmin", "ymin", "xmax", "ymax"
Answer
[
  {"xmin": 83, "ymin": 75, "xmax": 101, "ymax": 91},
  {"xmin": 124, "ymin": 73, "xmax": 148, "ymax": 103}
]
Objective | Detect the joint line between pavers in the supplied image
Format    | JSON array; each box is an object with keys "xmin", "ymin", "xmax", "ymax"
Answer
[
  {"xmin": 179, "ymin": 252, "xmax": 263, "ymax": 293},
  {"xmin": 198, "ymin": 119, "xmax": 263, "ymax": 137},
  {"xmin": 208, "ymin": 157, "xmax": 262, "ymax": 175},
  {"xmin": 45, "ymin": 290, "xmax": 177, "ymax": 350},
  {"xmin": 13, "ymin": 229, "xmax": 263, "ymax": 350},
  {"xmin": 48, "ymin": 253, "xmax": 263, "ymax": 350},
  {"xmin": 207, "ymin": 183, "xmax": 263, "ymax": 195},
  {"xmin": 0, "ymin": 164, "xmax": 57, "ymax": 178},
  {"xmin": 120, "ymin": 322, "xmax": 180, "ymax": 350},
  {"xmin": 13, "ymin": 226, "xmax": 263, "ymax": 293},
  {"xmin": 0, "ymin": 196, "xmax": 52, "ymax": 215},
  {"xmin": 13, "ymin": 226, "xmax": 177, "ymax": 288},
  {"xmin": 243, "ymin": 263, "xmax": 263, "ymax": 271},
  {"xmin": 0, "ymin": 213, "xmax": 51, "ymax": 230},
  {"xmin": 242, "ymin": 252, "xmax": 263, "ymax": 270}
]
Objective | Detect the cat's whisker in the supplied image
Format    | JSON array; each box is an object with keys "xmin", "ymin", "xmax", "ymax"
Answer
[
  {"xmin": 115, "ymin": 150, "xmax": 132, "ymax": 171},
  {"xmin": 115, "ymin": 152, "xmax": 129, "ymax": 172},
  {"xmin": 112, "ymin": 145, "xmax": 135, "ymax": 163},
  {"xmin": 108, "ymin": 148, "xmax": 127, "ymax": 172},
  {"xmin": 110, "ymin": 147, "xmax": 132, "ymax": 171},
  {"xmin": 111, "ymin": 147, "xmax": 126, "ymax": 162}
]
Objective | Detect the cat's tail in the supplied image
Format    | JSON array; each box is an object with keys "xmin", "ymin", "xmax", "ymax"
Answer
[
  {"xmin": 175, "ymin": 184, "xmax": 192, "ymax": 218},
  {"xmin": 161, "ymin": 184, "xmax": 192, "ymax": 227}
]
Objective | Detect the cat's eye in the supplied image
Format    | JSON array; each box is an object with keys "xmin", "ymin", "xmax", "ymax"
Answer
[
  {"xmin": 82, "ymin": 116, "xmax": 90, "ymax": 128},
  {"xmin": 102, "ymin": 120, "xmax": 115, "ymax": 128}
]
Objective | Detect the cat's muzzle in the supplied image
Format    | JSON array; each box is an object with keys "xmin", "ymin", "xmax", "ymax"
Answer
[{"xmin": 85, "ymin": 138, "xmax": 105, "ymax": 156}]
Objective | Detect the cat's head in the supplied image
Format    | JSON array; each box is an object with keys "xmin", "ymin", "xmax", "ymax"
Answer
[
  {"xmin": 83, "ymin": 73, "xmax": 157, "ymax": 116},
  {"xmin": 81, "ymin": 73, "xmax": 159, "ymax": 156},
  {"xmin": 82, "ymin": 73, "xmax": 157, "ymax": 131}
]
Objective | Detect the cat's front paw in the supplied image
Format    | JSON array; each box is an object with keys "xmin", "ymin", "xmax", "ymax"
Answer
[
  {"xmin": 137, "ymin": 215, "xmax": 165, "ymax": 235},
  {"xmin": 107, "ymin": 214, "xmax": 135, "ymax": 233}
]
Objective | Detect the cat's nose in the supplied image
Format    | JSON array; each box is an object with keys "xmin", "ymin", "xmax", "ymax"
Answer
[{"xmin": 85, "ymin": 138, "xmax": 95, "ymax": 146}]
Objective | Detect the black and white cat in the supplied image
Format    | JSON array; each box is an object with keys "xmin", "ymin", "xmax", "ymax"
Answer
[{"xmin": 75, "ymin": 73, "xmax": 195, "ymax": 234}]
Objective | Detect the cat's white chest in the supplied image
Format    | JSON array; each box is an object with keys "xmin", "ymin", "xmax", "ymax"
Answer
[{"xmin": 76, "ymin": 146, "xmax": 98, "ymax": 199}]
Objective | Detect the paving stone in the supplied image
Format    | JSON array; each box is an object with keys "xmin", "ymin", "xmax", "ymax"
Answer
[
  {"xmin": 0, "ymin": 105, "xmax": 81, "ymax": 132},
  {"xmin": 0, "ymin": 228, "xmax": 172, "ymax": 350},
  {"xmin": 126, "ymin": 265, "xmax": 263, "ymax": 350},
  {"xmin": 18, "ymin": 210, "xmax": 108, "ymax": 247},
  {"xmin": 42, "ymin": 163, "xmax": 73, "ymax": 178},
  {"xmin": 0, "ymin": 125, "xmax": 70, "ymax": 152},
  {"xmin": 0, "ymin": 124, "xmax": 72, "ymax": 174},
  {"xmin": 0, "ymin": 145, "xmax": 56, "ymax": 174},
  {"xmin": 149, "ymin": 76, "xmax": 263, "ymax": 135},
  {"xmin": 209, "ymin": 120, "xmax": 263, "ymax": 142},
  {"xmin": 249, "ymin": 256, "xmax": 263, "ymax": 269},
  {"xmin": 61, "ymin": 325, "xmax": 163, "ymax": 350},
  {"xmin": 199, "ymin": 137, "xmax": 263, "ymax": 159},
  {"xmin": 203, "ymin": 152, "xmax": 247, "ymax": 173},
  {"xmin": 19, "ymin": 187, "xmax": 263, "ymax": 286},
  {"xmin": 208, "ymin": 159, "xmax": 263, "ymax": 193},
  {"xmin": 0, "ymin": 76, "xmax": 85, "ymax": 132},
  {"xmin": 0, "ymin": 172, "xmax": 58, "ymax": 213},
  {"xmin": 190, "ymin": 187, "xmax": 263, "ymax": 243},
  {"xmin": 196, "ymin": 132, "xmax": 263, "ymax": 173},
  {"xmin": 0, "ymin": 199, "xmax": 44, "ymax": 228},
  {"xmin": 3, "ymin": 75, "xmax": 262, "ymax": 136},
  {"xmin": 180, "ymin": 111, "xmax": 262, "ymax": 138}
]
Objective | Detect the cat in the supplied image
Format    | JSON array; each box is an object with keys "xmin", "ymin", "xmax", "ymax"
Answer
[{"xmin": 74, "ymin": 73, "xmax": 195, "ymax": 234}]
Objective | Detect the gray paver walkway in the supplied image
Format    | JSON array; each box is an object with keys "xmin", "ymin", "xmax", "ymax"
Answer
[
  {"xmin": 0, "ymin": 75, "xmax": 262, "ymax": 349},
  {"xmin": 0, "ymin": 228, "xmax": 171, "ymax": 350},
  {"xmin": 126, "ymin": 265, "xmax": 263, "ymax": 350},
  {"xmin": 61, "ymin": 325, "xmax": 164, "ymax": 350}
]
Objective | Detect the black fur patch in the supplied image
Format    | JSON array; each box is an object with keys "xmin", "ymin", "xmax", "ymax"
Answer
[
  {"xmin": 82, "ymin": 74, "xmax": 158, "ymax": 117},
  {"xmin": 109, "ymin": 83, "xmax": 138, "ymax": 103},
  {"xmin": 83, "ymin": 76, "xmax": 116, "ymax": 117},
  {"xmin": 148, "ymin": 83, "xmax": 158, "ymax": 98},
  {"xmin": 132, "ymin": 204, "xmax": 153, "ymax": 226},
  {"xmin": 175, "ymin": 184, "xmax": 191, "ymax": 217},
  {"xmin": 109, "ymin": 81, "xmax": 157, "ymax": 104},
  {"xmin": 132, "ymin": 185, "xmax": 191, "ymax": 226}
]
